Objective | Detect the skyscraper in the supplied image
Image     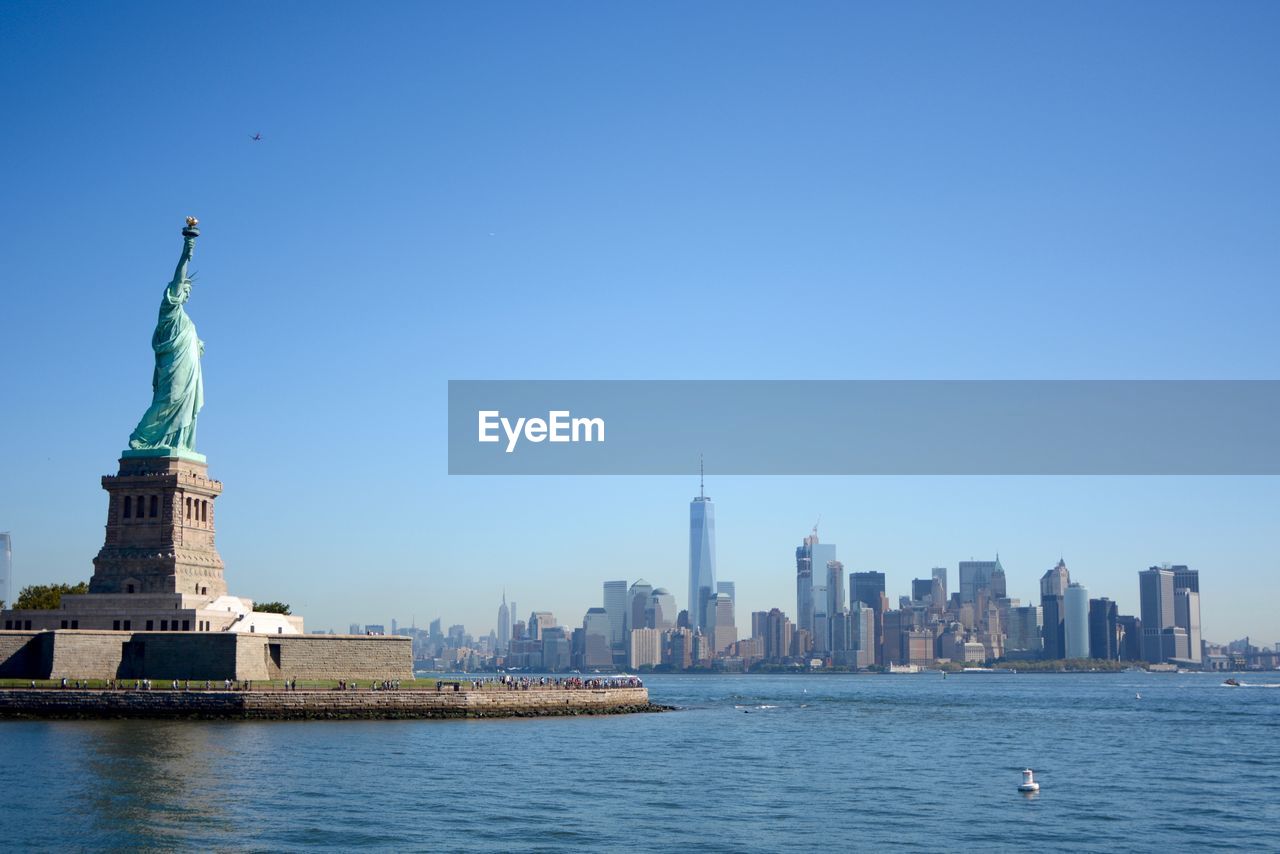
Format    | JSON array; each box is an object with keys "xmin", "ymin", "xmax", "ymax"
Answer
[
  {"xmin": 1172, "ymin": 566, "xmax": 1201, "ymax": 663},
  {"xmin": 603, "ymin": 580, "xmax": 628, "ymax": 652},
  {"xmin": 1006, "ymin": 605, "xmax": 1043, "ymax": 658},
  {"xmin": 850, "ymin": 603, "xmax": 875, "ymax": 669},
  {"xmin": 648, "ymin": 588, "xmax": 677, "ymax": 630},
  {"xmin": 763, "ymin": 608, "xmax": 792, "ymax": 663},
  {"xmin": 1040, "ymin": 559, "xmax": 1070, "ymax": 597},
  {"xmin": 796, "ymin": 531, "xmax": 815, "ymax": 636},
  {"xmin": 688, "ymin": 461, "xmax": 716, "ymax": 632},
  {"xmin": 931, "ymin": 566, "xmax": 947, "ymax": 603},
  {"xmin": 1064, "ymin": 582, "xmax": 1090, "ymax": 659},
  {"xmin": 1041, "ymin": 595, "xmax": 1064, "ymax": 660},
  {"xmin": 849, "ymin": 571, "xmax": 885, "ymax": 611},
  {"xmin": 1040, "ymin": 559, "xmax": 1070, "ymax": 659},
  {"xmin": 711, "ymin": 593, "xmax": 737, "ymax": 653},
  {"xmin": 627, "ymin": 579, "xmax": 653, "ymax": 634},
  {"xmin": 1088, "ymin": 598, "xmax": 1119, "ymax": 660},
  {"xmin": 1139, "ymin": 566, "xmax": 1176, "ymax": 663},
  {"xmin": 960, "ymin": 557, "xmax": 1003, "ymax": 603},
  {"xmin": 497, "ymin": 591, "xmax": 511, "ymax": 653},
  {"xmin": 582, "ymin": 607, "xmax": 612, "ymax": 668}
]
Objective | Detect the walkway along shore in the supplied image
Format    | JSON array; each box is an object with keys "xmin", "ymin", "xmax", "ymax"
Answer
[{"xmin": 0, "ymin": 685, "xmax": 668, "ymax": 720}]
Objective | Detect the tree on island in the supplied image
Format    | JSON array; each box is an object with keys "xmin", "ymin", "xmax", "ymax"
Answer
[
  {"xmin": 15, "ymin": 582, "xmax": 89, "ymax": 610},
  {"xmin": 255, "ymin": 601, "xmax": 291, "ymax": 614}
]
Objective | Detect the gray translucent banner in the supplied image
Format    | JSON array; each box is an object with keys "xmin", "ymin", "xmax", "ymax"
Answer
[{"xmin": 447, "ymin": 381, "xmax": 1280, "ymax": 475}]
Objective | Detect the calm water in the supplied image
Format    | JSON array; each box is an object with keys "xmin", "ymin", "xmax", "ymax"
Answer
[{"xmin": 2, "ymin": 672, "xmax": 1278, "ymax": 852}]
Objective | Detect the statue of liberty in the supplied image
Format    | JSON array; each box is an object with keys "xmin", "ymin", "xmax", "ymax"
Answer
[{"xmin": 127, "ymin": 217, "xmax": 205, "ymax": 457}]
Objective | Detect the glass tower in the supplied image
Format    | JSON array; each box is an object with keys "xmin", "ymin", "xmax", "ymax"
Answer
[{"xmin": 688, "ymin": 462, "xmax": 716, "ymax": 632}]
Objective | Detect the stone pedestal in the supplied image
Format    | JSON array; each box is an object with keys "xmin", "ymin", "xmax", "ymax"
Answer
[{"xmin": 90, "ymin": 454, "xmax": 226, "ymax": 599}]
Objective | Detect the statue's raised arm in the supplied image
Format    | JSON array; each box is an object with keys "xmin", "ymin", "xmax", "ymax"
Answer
[
  {"xmin": 126, "ymin": 218, "xmax": 207, "ymax": 459},
  {"xmin": 170, "ymin": 216, "xmax": 199, "ymax": 287}
]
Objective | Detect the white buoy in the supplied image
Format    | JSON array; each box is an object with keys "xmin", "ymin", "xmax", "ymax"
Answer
[
  {"xmin": 1135, "ymin": 692, "xmax": 1141, "ymax": 700},
  {"xmin": 1018, "ymin": 769, "xmax": 1040, "ymax": 793}
]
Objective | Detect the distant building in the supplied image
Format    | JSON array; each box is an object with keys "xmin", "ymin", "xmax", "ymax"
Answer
[
  {"xmin": 711, "ymin": 593, "xmax": 737, "ymax": 654},
  {"xmin": 542, "ymin": 626, "xmax": 571, "ymax": 671},
  {"xmin": 629, "ymin": 627, "xmax": 662, "ymax": 669},
  {"xmin": 627, "ymin": 579, "xmax": 653, "ymax": 635},
  {"xmin": 1172, "ymin": 567, "xmax": 1202, "ymax": 664},
  {"xmin": 763, "ymin": 608, "xmax": 792, "ymax": 663},
  {"xmin": 1006, "ymin": 605, "xmax": 1043, "ymax": 658},
  {"xmin": 1139, "ymin": 567, "xmax": 1176, "ymax": 663},
  {"xmin": 688, "ymin": 466, "xmax": 717, "ymax": 632},
  {"xmin": 959, "ymin": 557, "xmax": 1003, "ymax": 604},
  {"xmin": 603, "ymin": 580, "xmax": 628, "ymax": 653},
  {"xmin": 1041, "ymin": 595, "xmax": 1064, "ymax": 660},
  {"xmin": 581, "ymin": 608, "xmax": 612, "ymax": 669},
  {"xmin": 667, "ymin": 627, "xmax": 693, "ymax": 670},
  {"xmin": 648, "ymin": 588, "xmax": 677, "ymax": 630},
  {"xmin": 796, "ymin": 533, "xmax": 814, "ymax": 637},
  {"xmin": 931, "ymin": 566, "xmax": 947, "ymax": 604},
  {"xmin": 1040, "ymin": 559, "xmax": 1070, "ymax": 659},
  {"xmin": 1117, "ymin": 614, "xmax": 1142, "ymax": 661},
  {"xmin": 1064, "ymin": 582, "xmax": 1090, "ymax": 659},
  {"xmin": 1088, "ymin": 598, "xmax": 1119, "ymax": 660},
  {"xmin": 497, "ymin": 591, "xmax": 511, "ymax": 653},
  {"xmin": 528, "ymin": 611, "xmax": 556, "ymax": 641}
]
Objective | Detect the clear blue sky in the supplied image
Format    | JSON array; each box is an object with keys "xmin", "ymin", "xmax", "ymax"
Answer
[{"xmin": 2, "ymin": 2, "xmax": 1278, "ymax": 642}]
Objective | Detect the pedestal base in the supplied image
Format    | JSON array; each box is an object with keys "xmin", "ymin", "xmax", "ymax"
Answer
[{"xmin": 122, "ymin": 447, "xmax": 207, "ymax": 464}]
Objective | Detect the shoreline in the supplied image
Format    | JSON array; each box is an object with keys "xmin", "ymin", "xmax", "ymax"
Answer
[{"xmin": 0, "ymin": 686, "xmax": 668, "ymax": 720}]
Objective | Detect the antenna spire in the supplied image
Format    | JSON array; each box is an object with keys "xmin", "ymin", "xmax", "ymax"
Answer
[{"xmin": 699, "ymin": 454, "xmax": 705, "ymax": 499}]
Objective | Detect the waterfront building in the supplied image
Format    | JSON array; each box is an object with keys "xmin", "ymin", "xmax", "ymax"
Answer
[
  {"xmin": 1172, "ymin": 567, "xmax": 1202, "ymax": 663},
  {"xmin": 1088, "ymin": 598, "xmax": 1119, "ymax": 660},
  {"xmin": 1117, "ymin": 614, "xmax": 1142, "ymax": 661},
  {"xmin": 1064, "ymin": 582, "xmax": 1090, "ymax": 659},
  {"xmin": 1041, "ymin": 595, "xmax": 1064, "ymax": 660},
  {"xmin": 1038, "ymin": 559, "xmax": 1070, "ymax": 659},
  {"xmin": 688, "ymin": 464, "xmax": 717, "ymax": 632},
  {"xmin": 629, "ymin": 627, "xmax": 662, "ymax": 669},
  {"xmin": 1006, "ymin": 605, "xmax": 1042, "ymax": 658},
  {"xmin": 1139, "ymin": 566, "xmax": 1176, "ymax": 663}
]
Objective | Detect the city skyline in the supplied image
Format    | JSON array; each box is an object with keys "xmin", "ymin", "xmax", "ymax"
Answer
[
  {"xmin": 3, "ymin": 4, "xmax": 1279, "ymax": 644},
  {"xmin": 328, "ymin": 475, "xmax": 1250, "ymax": 652}
]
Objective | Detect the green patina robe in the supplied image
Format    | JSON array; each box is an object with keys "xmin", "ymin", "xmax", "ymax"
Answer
[{"xmin": 128, "ymin": 272, "xmax": 204, "ymax": 452}]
